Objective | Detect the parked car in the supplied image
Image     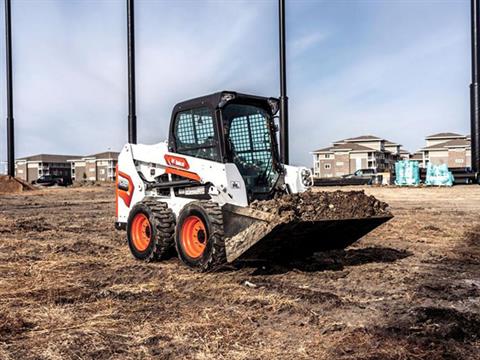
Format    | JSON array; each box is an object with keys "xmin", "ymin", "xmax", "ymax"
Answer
[
  {"xmin": 343, "ymin": 168, "xmax": 376, "ymax": 179},
  {"xmin": 313, "ymin": 169, "xmax": 381, "ymax": 187},
  {"xmin": 32, "ymin": 175, "xmax": 72, "ymax": 187}
]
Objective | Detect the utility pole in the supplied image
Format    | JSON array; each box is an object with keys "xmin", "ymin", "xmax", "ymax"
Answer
[
  {"xmin": 127, "ymin": 0, "xmax": 137, "ymax": 144},
  {"xmin": 5, "ymin": 0, "xmax": 14, "ymax": 176},
  {"xmin": 471, "ymin": 0, "xmax": 480, "ymax": 175},
  {"xmin": 279, "ymin": 0, "xmax": 289, "ymax": 165}
]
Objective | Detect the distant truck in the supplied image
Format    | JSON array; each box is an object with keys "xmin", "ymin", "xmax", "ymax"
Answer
[{"xmin": 32, "ymin": 175, "xmax": 72, "ymax": 187}]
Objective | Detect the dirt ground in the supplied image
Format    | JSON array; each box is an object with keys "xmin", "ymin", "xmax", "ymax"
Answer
[{"xmin": 0, "ymin": 184, "xmax": 479, "ymax": 359}]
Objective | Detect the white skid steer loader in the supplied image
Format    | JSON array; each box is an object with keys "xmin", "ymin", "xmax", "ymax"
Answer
[{"xmin": 115, "ymin": 91, "xmax": 391, "ymax": 271}]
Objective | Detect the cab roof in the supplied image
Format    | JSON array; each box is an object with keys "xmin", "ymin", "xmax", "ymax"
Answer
[{"xmin": 172, "ymin": 91, "xmax": 279, "ymax": 115}]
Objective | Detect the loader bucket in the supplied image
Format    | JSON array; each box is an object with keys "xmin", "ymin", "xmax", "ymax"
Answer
[{"xmin": 222, "ymin": 203, "xmax": 393, "ymax": 263}]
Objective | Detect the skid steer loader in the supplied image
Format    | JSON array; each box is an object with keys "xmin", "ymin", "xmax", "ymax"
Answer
[{"xmin": 115, "ymin": 91, "xmax": 392, "ymax": 271}]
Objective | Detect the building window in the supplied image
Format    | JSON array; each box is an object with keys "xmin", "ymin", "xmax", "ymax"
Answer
[
  {"xmin": 325, "ymin": 154, "xmax": 330, "ymax": 159},
  {"xmin": 324, "ymin": 163, "xmax": 331, "ymax": 170}
]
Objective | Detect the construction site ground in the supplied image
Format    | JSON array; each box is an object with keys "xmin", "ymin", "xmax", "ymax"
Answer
[{"xmin": 0, "ymin": 184, "xmax": 479, "ymax": 359}]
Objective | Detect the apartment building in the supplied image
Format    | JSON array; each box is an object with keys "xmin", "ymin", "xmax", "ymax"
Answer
[
  {"xmin": 69, "ymin": 151, "xmax": 119, "ymax": 182},
  {"xmin": 15, "ymin": 154, "xmax": 79, "ymax": 182},
  {"xmin": 312, "ymin": 135, "xmax": 405, "ymax": 178},
  {"xmin": 416, "ymin": 133, "xmax": 471, "ymax": 168},
  {"xmin": 399, "ymin": 149, "xmax": 411, "ymax": 161}
]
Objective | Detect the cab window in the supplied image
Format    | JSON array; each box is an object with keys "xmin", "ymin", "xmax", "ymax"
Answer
[{"xmin": 174, "ymin": 107, "xmax": 219, "ymax": 161}]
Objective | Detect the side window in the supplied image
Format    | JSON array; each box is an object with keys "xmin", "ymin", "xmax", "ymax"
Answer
[{"xmin": 174, "ymin": 107, "xmax": 219, "ymax": 161}]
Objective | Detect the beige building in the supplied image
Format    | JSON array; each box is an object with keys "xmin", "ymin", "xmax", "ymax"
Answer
[
  {"xmin": 312, "ymin": 135, "xmax": 405, "ymax": 178},
  {"xmin": 416, "ymin": 133, "xmax": 471, "ymax": 168},
  {"xmin": 398, "ymin": 149, "xmax": 411, "ymax": 161},
  {"xmin": 69, "ymin": 151, "xmax": 119, "ymax": 182},
  {"xmin": 15, "ymin": 154, "xmax": 79, "ymax": 182}
]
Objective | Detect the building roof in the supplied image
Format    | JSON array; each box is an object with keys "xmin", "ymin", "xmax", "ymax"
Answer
[
  {"xmin": 335, "ymin": 135, "xmax": 401, "ymax": 146},
  {"xmin": 87, "ymin": 151, "xmax": 119, "ymax": 160},
  {"xmin": 313, "ymin": 142, "xmax": 375, "ymax": 153},
  {"xmin": 315, "ymin": 134, "xmax": 405, "ymax": 153},
  {"xmin": 16, "ymin": 154, "xmax": 81, "ymax": 162},
  {"xmin": 421, "ymin": 142, "xmax": 449, "ymax": 151},
  {"xmin": 442, "ymin": 138, "xmax": 471, "ymax": 148},
  {"xmin": 344, "ymin": 135, "xmax": 382, "ymax": 142},
  {"xmin": 313, "ymin": 146, "xmax": 334, "ymax": 153},
  {"xmin": 410, "ymin": 152, "xmax": 423, "ymax": 160},
  {"xmin": 335, "ymin": 143, "xmax": 374, "ymax": 151},
  {"xmin": 69, "ymin": 151, "xmax": 120, "ymax": 162},
  {"xmin": 421, "ymin": 138, "xmax": 470, "ymax": 151},
  {"xmin": 425, "ymin": 132, "xmax": 464, "ymax": 139}
]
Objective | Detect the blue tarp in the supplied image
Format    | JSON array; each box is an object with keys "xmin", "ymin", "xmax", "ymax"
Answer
[
  {"xmin": 425, "ymin": 163, "xmax": 454, "ymax": 186},
  {"xmin": 395, "ymin": 160, "xmax": 420, "ymax": 186}
]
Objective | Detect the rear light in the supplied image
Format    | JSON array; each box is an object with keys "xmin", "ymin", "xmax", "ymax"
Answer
[
  {"xmin": 117, "ymin": 171, "xmax": 134, "ymax": 207},
  {"xmin": 118, "ymin": 177, "xmax": 129, "ymax": 191}
]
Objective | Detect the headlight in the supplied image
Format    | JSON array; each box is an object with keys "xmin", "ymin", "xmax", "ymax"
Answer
[
  {"xmin": 221, "ymin": 92, "xmax": 236, "ymax": 103},
  {"xmin": 301, "ymin": 168, "xmax": 313, "ymax": 187},
  {"xmin": 302, "ymin": 177, "xmax": 313, "ymax": 186},
  {"xmin": 301, "ymin": 169, "xmax": 311, "ymax": 177}
]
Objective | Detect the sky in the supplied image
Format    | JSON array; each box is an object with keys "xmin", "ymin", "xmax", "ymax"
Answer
[{"xmin": 0, "ymin": 0, "xmax": 472, "ymax": 169}]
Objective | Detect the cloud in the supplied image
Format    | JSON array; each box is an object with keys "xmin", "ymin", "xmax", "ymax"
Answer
[
  {"xmin": 0, "ymin": 0, "xmax": 472, "ymax": 171},
  {"xmin": 287, "ymin": 14, "xmax": 469, "ymax": 165},
  {"xmin": 290, "ymin": 31, "xmax": 328, "ymax": 58}
]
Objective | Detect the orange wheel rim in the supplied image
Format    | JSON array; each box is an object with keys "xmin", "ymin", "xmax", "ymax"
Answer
[
  {"xmin": 131, "ymin": 213, "xmax": 151, "ymax": 251},
  {"xmin": 181, "ymin": 215, "xmax": 207, "ymax": 259}
]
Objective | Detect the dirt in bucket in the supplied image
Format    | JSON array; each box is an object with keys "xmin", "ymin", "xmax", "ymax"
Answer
[{"xmin": 250, "ymin": 190, "xmax": 391, "ymax": 221}]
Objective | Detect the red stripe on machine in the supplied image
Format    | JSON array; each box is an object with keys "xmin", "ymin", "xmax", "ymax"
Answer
[{"xmin": 166, "ymin": 167, "xmax": 201, "ymax": 182}]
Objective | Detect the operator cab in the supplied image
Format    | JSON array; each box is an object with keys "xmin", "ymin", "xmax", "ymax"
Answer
[{"xmin": 168, "ymin": 91, "xmax": 284, "ymax": 201}]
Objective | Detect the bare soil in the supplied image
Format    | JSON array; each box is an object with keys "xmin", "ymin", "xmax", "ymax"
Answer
[{"xmin": 0, "ymin": 184, "xmax": 479, "ymax": 359}]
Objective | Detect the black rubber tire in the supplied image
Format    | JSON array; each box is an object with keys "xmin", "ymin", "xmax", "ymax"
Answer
[
  {"xmin": 127, "ymin": 197, "xmax": 175, "ymax": 261},
  {"xmin": 175, "ymin": 201, "xmax": 226, "ymax": 272}
]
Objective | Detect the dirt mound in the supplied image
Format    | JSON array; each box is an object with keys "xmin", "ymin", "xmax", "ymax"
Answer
[
  {"xmin": 0, "ymin": 175, "xmax": 35, "ymax": 194},
  {"xmin": 251, "ymin": 190, "xmax": 391, "ymax": 221}
]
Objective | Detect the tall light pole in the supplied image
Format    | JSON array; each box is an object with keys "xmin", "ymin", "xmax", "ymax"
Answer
[
  {"xmin": 279, "ymin": 0, "xmax": 289, "ymax": 165},
  {"xmin": 5, "ymin": 0, "xmax": 14, "ymax": 176},
  {"xmin": 127, "ymin": 0, "xmax": 137, "ymax": 144},
  {"xmin": 471, "ymin": 0, "xmax": 480, "ymax": 176}
]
